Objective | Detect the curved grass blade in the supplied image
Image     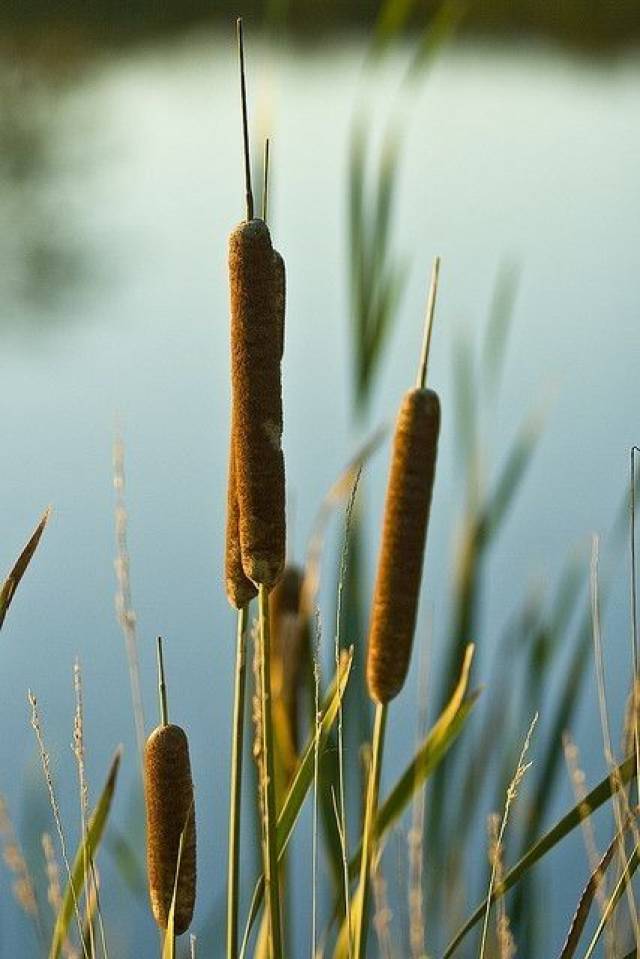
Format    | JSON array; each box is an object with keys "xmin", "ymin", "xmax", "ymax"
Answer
[
  {"xmin": 49, "ymin": 747, "xmax": 122, "ymax": 959},
  {"xmin": 238, "ymin": 649, "xmax": 354, "ymax": 958},
  {"xmin": 583, "ymin": 842, "xmax": 640, "ymax": 959},
  {"xmin": 376, "ymin": 645, "xmax": 475, "ymax": 843},
  {"xmin": 443, "ymin": 754, "xmax": 638, "ymax": 958},
  {"xmin": 332, "ymin": 647, "xmax": 477, "ymax": 959},
  {"xmin": 161, "ymin": 804, "xmax": 193, "ymax": 959},
  {"xmin": 0, "ymin": 507, "xmax": 51, "ymax": 631},
  {"xmin": 558, "ymin": 820, "xmax": 631, "ymax": 959}
]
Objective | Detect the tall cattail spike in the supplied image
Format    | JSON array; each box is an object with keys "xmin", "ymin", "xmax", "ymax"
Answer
[
  {"xmin": 417, "ymin": 256, "xmax": 441, "ymax": 390},
  {"xmin": 237, "ymin": 18, "xmax": 254, "ymax": 221},
  {"xmin": 229, "ymin": 219, "xmax": 286, "ymax": 588},
  {"xmin": 366, "ymin": 388, "xmax": 441, "ymax": 704}
]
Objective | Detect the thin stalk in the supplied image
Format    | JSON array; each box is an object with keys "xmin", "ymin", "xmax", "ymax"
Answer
[
  {"xmin": 227, "ymin": 606, "xmax": 250, "ymax": 959},
  {"xmin": 259, "ymin": 584, "xmax": 284, "ymax": 958},
  {"xmin": 354, "ymin": 703, "xmax": 387, "ymax": 959},
  {"xmin": 157, "ymin": 637, "xmax": 169, "ymax": 727}
]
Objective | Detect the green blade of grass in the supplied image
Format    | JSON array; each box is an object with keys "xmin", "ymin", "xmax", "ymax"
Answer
[
  {"xmin": 558, "ymin": 822, "xmax": 629, "ymax": 959},
  {"xmin": 49, "ymin": 747, "xmax": 122, "ymax": 959},
  {"xmin": 443, "ymin": 753, "xmax": 638, "ymax": 958},
  {"xmin": 376, "ymin": 643, "xmax": 476, "ymax": 847},
  {"xmin": 583, "ymin": 842, "xmax": 640, "ymax": 959},
  {"xmin": 332, "ymin": 646, "xmax": 477, "ymax": 959},
  {"xmin": 0, "ymin": 507, "xmax": 50, "ymax": 631},
  {"xmin": 238, "ymin": 649, "xmax": 354, "ymax": 957}
]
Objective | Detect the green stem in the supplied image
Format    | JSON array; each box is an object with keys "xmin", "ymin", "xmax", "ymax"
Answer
[
  {"xmin": 227, "ymin": 606, "xmax": 249, "ymax": 959},
  {"xmin": 354, "ymin": 702, "xmax": 387, "ymax": 959},
  {"xmin": 259, "ymin": 584, "xmax": 284, "ymax": 958}
]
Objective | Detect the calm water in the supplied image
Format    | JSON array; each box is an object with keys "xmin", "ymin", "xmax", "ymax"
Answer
[{"xmin": 0, "ymin": 33, "xmax": 639, "ymax": 956}]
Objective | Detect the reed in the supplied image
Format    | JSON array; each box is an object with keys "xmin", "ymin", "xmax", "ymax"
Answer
[
  {"xmin": 355, "ymin": 258, "xmax": 441, "ymax": 958},
  {"xmin": 145, "ymin": 639, "xmax": 196, "ymax": 937}
]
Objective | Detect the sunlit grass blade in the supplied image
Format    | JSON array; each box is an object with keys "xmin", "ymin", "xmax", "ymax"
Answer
[
  {"xmin": 376, "ymin": 643, "xmax": 475, "ymax": 844},
  {"xmin": 49, "ymin": 747, "xmax": 122, "ymax": 959},
  {"xmin": 0, "ymin": 506, "xmax": 50, "ymax": 631},
  {"xmin": 558, "ymin": 821, "xmax": 631, "ymax": 959},
  {"xmin": 443, "ymin": 753, "xmax": 639, "ymax": 958},
  {"xmin": 161, "ymin": 810, "xmax": 192, "ymax": 959},
  {"xmin": 238, "ymin": 649, "xmax": 354, "ymax": 957},
  {"xmin": 582, "ymin": 842, "xmax": 640, "ymax": 959},
  {"xmin": 403, "ymin": 0, "xmax": 467, "ymax": 84}
]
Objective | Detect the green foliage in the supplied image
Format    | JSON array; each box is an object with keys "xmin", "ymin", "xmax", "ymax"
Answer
[{"xmin": 49, "ymin": 748, "xmax": 122, "ymax": 959}]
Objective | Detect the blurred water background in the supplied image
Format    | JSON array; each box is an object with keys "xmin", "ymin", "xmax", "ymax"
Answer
[{"xmin": 0, "ymin": 5, "xmax": 639, "ymax": 957}]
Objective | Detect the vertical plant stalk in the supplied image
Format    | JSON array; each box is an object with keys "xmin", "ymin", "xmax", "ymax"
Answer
[
  {"xmin": 354, "ymin": 703, "xmax": 388, "ymax": 959},
  {"xmin": 113, "ymin": 434, "xmax": 146, "ymax": 772},
  {"xmin": 259, "ymin": 585, "xmax": 284, "ymax": 958},
  {"xmin": 227, "ymin": 606, "xmax": 249, "ymax": 959}
]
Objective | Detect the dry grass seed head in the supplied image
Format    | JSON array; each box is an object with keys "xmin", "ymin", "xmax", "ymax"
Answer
[
  {"xmin": 366, "ymin": 388, "xmax": 440, "ymax": 704},
  {"xmin": 229, "ymin": 218, "xmax": 285, "ymax": 588},
  {"xmin": 144, "ymin": 724, "xmax": 196, "ymax": 935}
]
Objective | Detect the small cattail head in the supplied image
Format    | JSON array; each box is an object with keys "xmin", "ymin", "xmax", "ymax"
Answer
[
  {"xmin": 225, "ymin": 436, "xmax": 258, "ymax": 609},
  {"xmin": 366, "ymin": 388, "xmax": 440, "ymax": 705},
  {"xmin": 145, "ymin": 724, "xmax": 196, "ymax": 935},
  {"xmin": 229, "ymin": 218, "xmax": 286, "ymax": 589}
]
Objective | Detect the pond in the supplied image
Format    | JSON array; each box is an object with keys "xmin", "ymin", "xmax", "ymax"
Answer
[{"xmin": 0, "ymin": 31, "xmax": 638, "ymax": 957}]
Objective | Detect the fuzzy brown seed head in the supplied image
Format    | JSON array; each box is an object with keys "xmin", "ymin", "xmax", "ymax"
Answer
[
  {"xmin": 225, "ymin": 436, "xmax": 258, "ymax": 609},
  {"xmin": 144, "ymin": 724, "xmax": 196, "ymax": 935},
  {"xmin": 270, "ymin": 565, "xmax": 309, "ymax": 758},
  {"xmin": 366, "ymin": 388, "xmax": 440, "ymax": 705},
  {"xmin": 273, "ymin": 249, "xmax": 286, "ymax": 359},
  {"xmin": 229, "ymin": 218, "xmax": 286, "ymax": 589}
]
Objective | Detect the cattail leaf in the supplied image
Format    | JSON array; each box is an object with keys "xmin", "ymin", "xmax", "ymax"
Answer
[
  {"xmin": 332, "ymin": 647, "xmax": 477, "ymax": 959},
  {"xmin": 443, "ymin": 753, "xmax": 639, "ymax": 958},
  {"xmin": 49, "ymin": 747, "xmax": 122, "ymax": 959},
  {"xmin": 375, "ymin": 645, "xmax": 476, "ymax": 841},
  {"xmin": 481, "ymin": 261, "xmax": 520, "ymax": 402},
  {"xmin": 405, "ymin": 0, "xmax": 467, "ymax": 83},
  {"xmin": 161, "ymin": 818, "xmax": 191, "ymax": 959},
  {"xmin": 582, "ymin": 842, "xmax": 640, "ymax": 959},
  {"xmin": 238, "ymin": 650, "xmax": 353, "ymax": 957},
  {"xmin": 0, "ymin": 507, "xmax": 51, "ymax": 631},
  {"xmin": 557, "ymin": 821, "xmax": 631, "ymax": 959}
]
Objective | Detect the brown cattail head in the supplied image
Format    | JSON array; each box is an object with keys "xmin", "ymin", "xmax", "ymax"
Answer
[
  {"xmin": 229, "ymin": 218, "xmax": 286, "ymax": 589},
  {"xmin": 273, "ymin": 249, "xmax": 285, "ymax": 360},
  {"xmin": 225, "ymin": 436, "xmax": 258, "ymax": 609},
  {"xmin": 270, "ymin": 565, "xmax": 309, "ymax": 762},
  {"xmin": 366, "ymin": 388, "xmax": 441, "ymax": 705},
  {"xmin": 145, "ymin": 724, "xmax": 197, "ymax": 935}
]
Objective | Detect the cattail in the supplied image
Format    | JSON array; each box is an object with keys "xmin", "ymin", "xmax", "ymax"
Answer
[
  {"xmin": 229, "ymin": 218, "xmax": 286, "ymax": 588},
  {"xmin": 366, "ymin": 387, "xmax": 440, "ymax": 704},
  {"xmin": 145, "ymin": 640, "xmax": 196, "ymax": 936},
  {"xmin": 366, "ymin": 259, "xmax": 443, "ymax": 707},
  {"xmin": 145, "ymin": 723, "xmax": 197, "ymax": 935},
  {"xmin": 225, "ymin": 436, "xmax": 258, "ymax": 609},
  {"xmin": 270, "ymin": 565, "xmax": 309, "ymax": 759}
]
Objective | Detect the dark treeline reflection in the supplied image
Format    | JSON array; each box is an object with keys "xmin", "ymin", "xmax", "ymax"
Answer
[{"xmin": 2, "ymin": 0, "xmax": 640, "ymax": 50}]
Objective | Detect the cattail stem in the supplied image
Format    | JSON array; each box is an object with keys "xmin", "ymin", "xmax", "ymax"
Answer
[
  {"xmin": 258, "ymin": 584, "xmax": 284, "ymax": 958},
  {"xmin": 354, "ymin": 703, "xmax": 387, "ymax": 959},
  {"xmin": 157, "ymin": 637, "xmax": 168, "ymax": 727},
  {"xmin": 417, "ymin": 256, "xmax": 441, "ymax": 390},
  {"xmin": 236, "ymin": 18, "xmax": 254, "ymax": 222},
  {"xmin": 262, "ymin": 138, "xmax": 270, "ymax": 223},
  {"xmin": 227, "ymin": 605, "xmax": 249, "ymax": 959}
]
